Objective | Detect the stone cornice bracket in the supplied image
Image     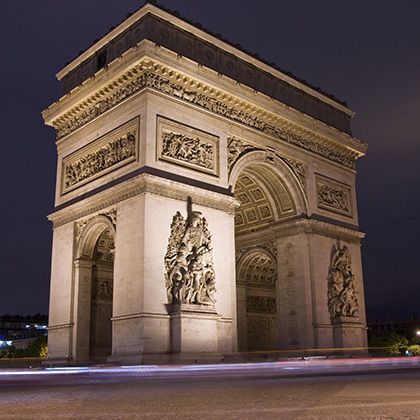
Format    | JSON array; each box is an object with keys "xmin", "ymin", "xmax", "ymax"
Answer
[
  {"xmin": 273, "ymin": 217, "xmax": 365, "ymax": 243},
  {"xmin": 48, "ymin": 173, "xmax": 240, "ymax": 228}
]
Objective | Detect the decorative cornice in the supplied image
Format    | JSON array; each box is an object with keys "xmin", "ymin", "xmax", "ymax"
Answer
[
  {"xmin": 48, "ymin": 173, "xmax": 239, "ymax": 228},
  {"xmin": 46, "ymin": 55, "xmax": 363, "ymax": 169},
  {"xmin": 273, "ymin": 217, "xmax": 364, "ymax": 243}
]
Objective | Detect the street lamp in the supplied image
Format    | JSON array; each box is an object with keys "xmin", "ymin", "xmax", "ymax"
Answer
[{"xmin": 416, "ymin": 330, "xmax": 420, "ymax": 337}]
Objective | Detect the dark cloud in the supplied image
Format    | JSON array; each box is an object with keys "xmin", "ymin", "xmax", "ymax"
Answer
[{"xmin": 1, "ymin": 1, "xmax": 419, "ymax": 319}]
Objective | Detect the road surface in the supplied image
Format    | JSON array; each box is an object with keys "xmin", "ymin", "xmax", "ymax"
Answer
[{"xmin": 1, "ymin": 357, "xmax": 419, "ymax": 419}]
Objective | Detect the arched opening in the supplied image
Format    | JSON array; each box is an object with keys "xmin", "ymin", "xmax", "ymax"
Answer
[
  {"xmin": 74, "ymin": 215, "xmax": 115, "ymax": 362},
  {"xmin": 231, "ymin": 156, "xmax": 306, "ymax": 353},
  {"xmin": 89, "ymin": 227, "xmax": 114, "ymax": 359},
  {"xmin": 236, "ymin": 250, "xmax": 278, "ymax": 351}
]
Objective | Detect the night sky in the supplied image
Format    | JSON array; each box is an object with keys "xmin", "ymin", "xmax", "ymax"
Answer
[{"xmin": 1, "ymin": 1, "xmax": 419, "ymax": 319}]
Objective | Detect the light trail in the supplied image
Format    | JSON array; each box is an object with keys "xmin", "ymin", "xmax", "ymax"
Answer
[{"xmin": 0, "ymin": 356, "xmax": 419, "ymax": 378}]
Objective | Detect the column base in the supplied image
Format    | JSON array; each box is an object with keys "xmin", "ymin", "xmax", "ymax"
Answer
[
  {"xmin": 167, "ymin": 303, "xmax": 220, "ymax": 354},
  {"xmin": 332, "ymin": 316, "xmax": 366, "ymax": 352}
]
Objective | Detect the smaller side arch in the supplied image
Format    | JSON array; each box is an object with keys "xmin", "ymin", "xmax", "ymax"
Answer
[
  {"xmin": 236, "ymin": 248, "xmax": 278, "ymax": 352},
  {"xmin": 236, "ymin": 247, "xmax": 277, "ymax": 286},
  {"xmin": 76, "ymin": 215, "xmax": 116, "ymax": 260}
]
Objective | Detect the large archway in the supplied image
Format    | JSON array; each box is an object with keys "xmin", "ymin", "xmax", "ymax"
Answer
[
  {"xmin": 73, "ymin": 215, "xmax": 115, "ymax": 362},
  {"xmin": 231, "ymin": 154, "xmax": 307, "ymax": 353}
]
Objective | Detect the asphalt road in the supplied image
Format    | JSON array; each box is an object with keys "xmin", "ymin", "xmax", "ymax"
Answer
[{"xmin": 1, "ymin": 358, "xmax": 420, "ymax": 419}]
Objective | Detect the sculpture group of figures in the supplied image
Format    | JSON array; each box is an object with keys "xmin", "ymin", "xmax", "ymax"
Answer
[
  {"xmin": 318, "ymin": 185, "xmax": 349, "ymax": 213},
  {"xmin": 327, "ymin": 244, "xmax": 359, "ymax": 319},
  {"xmin": 64, "ymin": 132, "xmax": 136, "ymax": 189},
  {"xmin": 161, "ymin": 131, "xmax": 214, "ymax": 170},
  {"xmin": 164, "ymin": 211, "xmax": 216, "ymax": 306}
]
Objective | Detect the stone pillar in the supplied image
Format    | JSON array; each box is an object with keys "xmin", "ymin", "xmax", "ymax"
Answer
[
  {"xmin": 109, "ymin": 188, "xmax": 237, "ymax": 363},
  {"xmin": 305, "ymin": 221, "xmax": 367, "ymax": 351},
  {"xmin": 72, "ymin": 258, "xmax": 94, "ymax": 362},
  {"xmin": 276, "ymin": 231, "xmax": 314, "ymax": 350},
  {"xmin": 110, "ymin": 194, "xmax": 155, "ymax": 362},
  {"xmin": 46, "ymin": 222, "xmax": 75, "ymax": 364}
]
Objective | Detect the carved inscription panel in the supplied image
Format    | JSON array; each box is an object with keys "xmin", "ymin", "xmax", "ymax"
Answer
[
  {"xmin": 157, "ymin": 116, "xmax": 219, "ymax": 176},
  {"xmin": 62, "ymin": 118, "xmax": 138, "ymax": 194},
  {"xmin": 316, "ymin": 175, "xmax": 352, "ymax": 217}
]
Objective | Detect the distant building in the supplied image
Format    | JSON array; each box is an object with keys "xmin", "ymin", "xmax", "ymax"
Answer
[
  {"xmin": 368, "ymin": 315, "xmax": 420, "ymax": 339},
  {"xmin": 0, "ymin": 314, "xmax": 48, "ymax": 350}
]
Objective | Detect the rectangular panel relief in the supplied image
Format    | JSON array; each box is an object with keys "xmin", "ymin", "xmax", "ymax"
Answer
[
  {"xmin": 61, "ymin": 118, "xmax": 139, "ymax": 194},
  {"xmin": 316, "ymin": 174, "xmax": 353, "ymax": 217},
  {"xmin": 156, "ymin": 116, "xmax": 219, "ymax": 176}
]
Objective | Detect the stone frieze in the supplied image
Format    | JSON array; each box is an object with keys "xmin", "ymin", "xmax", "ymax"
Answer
[
  {"xmin": 316, "ymin": 175, "xmax": 352, "ymax": 217},
  {"xmin": 62, "ymin": 119, "xmax": 138, "ymax": 193},
  {"xmin": 157, "ymin": 117, "xmax": 219, "ymax": 176},
  {"xmin": 54, "ymin": 68, "xmax": 356, "ymax": 169}
]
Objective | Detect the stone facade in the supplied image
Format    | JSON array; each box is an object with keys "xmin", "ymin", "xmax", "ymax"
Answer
[{"xmin": 43, "ymin": 3, "xmax": 368, "ymax": 364}]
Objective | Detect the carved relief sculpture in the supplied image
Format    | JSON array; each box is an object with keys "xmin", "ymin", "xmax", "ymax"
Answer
[
  {"xmin": 157, "ymin": 116, "xmax": 219, "ymax": 175},
  {"xmin": 280, "ymin": 156, "xmax": 306, "ymax": 189},
  {"xmin": 162, "ymin": 132, "xmax": 214, "ymax": 170},
  {"xmin": 327, "ymin": 243, "xmax": 359, "ymax": 319},
  {"xmin": 164, "ymin": 211, "xmax": 216, "ymax": 305},
  {"xmin": 62, "ymin": 118, "xmax": 138, "ymax": 193},
  {"xmin": 227, "ymin": 137, "xmax": 257, "ymax": 173},
  {"xmin": 316, "ymin": 175, "xmax": 352, "ymax": 217},
  {"xmin": 96, "ymin": 279, "xmax": 113, "ymax": 298}
]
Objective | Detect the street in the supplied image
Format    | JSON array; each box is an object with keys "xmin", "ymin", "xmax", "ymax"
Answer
[{"xmin": 1, "ymin": 358, "xmax": 420, "ymax": 419}]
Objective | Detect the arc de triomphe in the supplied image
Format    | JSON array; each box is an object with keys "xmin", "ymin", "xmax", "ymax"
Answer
[{"xmin": 43, "ymin": 3, "xmax": 368, "ymax": 364}]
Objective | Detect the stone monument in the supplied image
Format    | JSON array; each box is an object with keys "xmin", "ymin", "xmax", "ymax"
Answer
[{"xmin": 43, "ymin": 2, "xmax": 368, "ymax": 364}]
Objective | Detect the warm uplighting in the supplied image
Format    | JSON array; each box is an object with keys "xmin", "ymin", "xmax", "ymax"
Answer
[{"xmin": 416, "ymin": 330, "xmax": 420, "ymax": 337}]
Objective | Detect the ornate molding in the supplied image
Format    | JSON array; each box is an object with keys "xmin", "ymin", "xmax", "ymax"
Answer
[
  {"xmin": 52, "ymin": 62, "xmax": 357, "ymax": 169},
  {"xmin": 157, "ymin": 116, "xmax": 219, "ymax": 176},
  {"xmin": 164, "ymin": 210, "xmax": 216, "ymax": 306},
  {"xmin": 246, "ymin": 296, "xmax": 277, "ymax": 314},
  {"xmin": 227, "ymin": 137, "xmax": 258, "ymax": 174},
  {"xmin": 316, "ymin": 175, "xmax": 352, "ymax": 217},
  {"xmin": 62, "ymin": 118, "xmax": 138, "ymax": 194},
  {"xmin": 50, "ymin": 173, "xmax": 239, "ymax": 228},
  {"xmin": 327, "ymin": 243, "xmax": 359, "ymax": 320}
]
